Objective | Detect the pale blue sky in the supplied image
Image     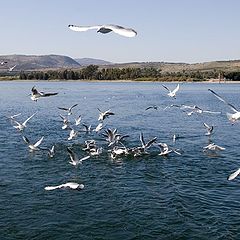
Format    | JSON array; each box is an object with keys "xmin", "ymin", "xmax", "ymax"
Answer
[{"xmin": 1, "ymin": 0, "xmax": 240, "ymax": 63}]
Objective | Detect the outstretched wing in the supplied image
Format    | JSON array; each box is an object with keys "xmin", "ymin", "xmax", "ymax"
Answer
[
  {"xmin": 68, "ymin": 24, "xmax": 100, "ymax": 32},
  {"xmin": 208, "ymin": 89, "xmax": 239, "ymax": 113},
  {"xmin": 104, "ymin": 24, "xmax": 137, "ymax": 37},
  {"xmin": 162, "ymin": 84, "xmax": 170, "ymax": 93},
  {"xmin": 228, "ymin": 168, "xmax": 240, "ymax": 181},
  {"xmin": 172, "ymin": 84, "xmax": 180, "ymax": 94},
  {"xmin": 34, "ymin": 136, "xmax": 44, "ymax": 147}
]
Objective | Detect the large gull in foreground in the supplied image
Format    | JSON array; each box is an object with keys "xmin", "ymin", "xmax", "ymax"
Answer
[
  {"xmin": 68, "ymin": 24, "xmax": 137, "ymax": 38},
  {"xmin": 45, "ymin": 182, "xmax": 84, "ymax": 191}
]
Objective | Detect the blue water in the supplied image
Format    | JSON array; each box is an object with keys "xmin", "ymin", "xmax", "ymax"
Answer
[{"xmin": 1, "ymin": 81, "xmax": 240, "ymax": 240}]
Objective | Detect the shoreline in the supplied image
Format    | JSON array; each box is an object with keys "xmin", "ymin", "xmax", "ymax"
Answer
[{"xmin": 0, "ymin": 79, "xmax": 240, "ymax": 83}]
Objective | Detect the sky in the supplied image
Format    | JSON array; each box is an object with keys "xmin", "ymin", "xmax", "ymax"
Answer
[{"xmin": 1, "ymin": 0, "xmax": 240, "ymax": 63}]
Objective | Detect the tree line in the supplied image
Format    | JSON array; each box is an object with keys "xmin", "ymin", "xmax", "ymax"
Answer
[{"xmin": 17, "ymin": 65, "xmax": 240, "ymax": 81}]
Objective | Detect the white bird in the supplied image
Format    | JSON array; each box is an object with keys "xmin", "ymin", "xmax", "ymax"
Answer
[
  {"xmin": 93, "ymin": 123, "xmax": 103, "ymax": 133},
  {"xmin": 9, "ymin": 65, "xmax": 17, "ymax": 72},
  {"xmin": 97, "ymin": 108, "xmax": 115, "ymax": 121},
  {"xmin": 208, "ymin": 89, "xmax": 240, "ymax": 123},
  {"xmin": 48, "ymin": 145, "xmax": 55, "ymax": 158},
  {"xmin": 0, "ymin": 61, "xmax": 7, "ymax": 65},
  {"xmin": 68, "ymin": 24, "xmax": 137, "ymax": 38},
  {"xmin": 162, "ymin": 83, "xmax": 180, "ymax": 98},
  {"xmin": 30, "ymin": 86, "xmax": 58, "ymax": 101},
  {"xmin": 58, "ymin": 104, "xmax": 78, "ymax": 116},
  {"xmin": 203, "ymin": 143, "xmax": 225, "ymax": 151},
  {"xmin": 67, "ymin": 147, "xmax": 90, "ymax": 166},
  {"xmin": 228, "ymin": 168, "xmax": 240, "ymax": 181},
  {"xmin": 60, "ymin": 114, "xmax": 70, "ymax": 130},
  {"xmin": 22, "ymin": 136, "xmax": 44, "ymax": 151},
  {"xmin": 75, "ymin": 115, "xmax": 82, "ymax": 126},
  {"xmin": 44, "ymin": 182, "xmax": 84, "ymax": 191},
  {"xmin": 68, "ymin": 128, "xmax": 78, "ymax": 141},
  {"xmin": 203, "ymin": 123, "xmax": 214, "ymax": 136},
  {"xmin": 12, "ymin": 112, "xmax": 36, "ymax": 131}
]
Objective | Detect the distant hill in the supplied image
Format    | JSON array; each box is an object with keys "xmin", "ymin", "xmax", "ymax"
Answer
[
  {"xmin": 74, "ymin": 58, "xmax": 113, "ymax": 66},
  {"xmin": 0, "ymin": 54, "xmax": 80, "ymax": 71},
  {"xmin": 102, "ymin": 60, "xmax": 240, "ymax": 73}
]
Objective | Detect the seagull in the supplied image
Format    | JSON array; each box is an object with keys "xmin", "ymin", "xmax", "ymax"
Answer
[
  {"xmin": 58, "ymin": 104, "xmax": 78, "ymax": 116},
  {"xmin": 97, "ymin": 108, "xmax": 115, "ymax": 121},
  {"xmin": 208, "ymin": 89, "xmax": 240, "ymax": 122},
  {"xmin": 68, "ymin": 24, "xmax": 137, "ymax": 38},
  {"xmin": 30, "ymin": 86, "xmax": 58, "ymax": 101},
  {"xmin": 0, "ymin": 61, "xmax": 7, "ymax": 65},
  {"xmin": 75, "ymin": 115, "xmax": 82, "ymax": 126},
  {"xmin": 44, "ymin": 182, "xmax": 84, "ymax": 191},
  {"xmin": 68, "ymin": 128, "xmax": 78, "ymax": 141},
  {"xmin": 162, "ymin": 83, "xmax": 180, "ymax": 99},
  {"xmin": 9, "ymin": 65, "xmax": 17, "ymax": 72},
  {"xmin": 82, "ymin": 124, "xmax": 92, "ymax": 133},
  {"xmin": 203, "ymin": 123, "xmax": 214, "ymax": 136},
  {"xmin": 203, "ymin": 143, "xmax": 225, "ymax": 151},
  {"xmin": 47, "ymin": 145, "xmax": 55, "ymax": 158},
  {"xmin": 59, "ymin": 115, "xmax": 70, "ymax": 130},
  {"xmin": 228, "ymin": 168, "xmax": 240, "ymax": 181},
  {"xmin": 22, "ymin": 136, "xmax": 44, "ymax": 151},
  {"xmin": 93, "ymin": 123, "xmax": 103, "ymax": 133},
  {"xmin": 67, "ymin": 147, "xmax": 90, "ymax": 166},
  {"xmin": 12, "ymin": 112, "xmax": 36, "ymax": 131}
]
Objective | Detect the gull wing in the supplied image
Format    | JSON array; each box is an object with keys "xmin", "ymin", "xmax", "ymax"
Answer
[
  {"xmin": 34, "ymin": 136, "xmax": 44, "ymax": 147},
  {"xmin": 228, "ymin": 168, "xmax": 240, "ymax": 181},
  {"xmin": 68, "ymin": 25, "xmax": 100, "ymax": 32},
  {"xmin": 145, "ymin": 137, "xmax": 157, "ymax": 149},
  {"xmin": 140, "ymin": 132, "xmax": 145, "ymax": 147},
  {"xmin": 43, "ymin": 92, "xmax": 58, "ymax": 97},
  {"xmin": 67, "ymin": 147, "xmax": 78, "ymax": 162},
  {"xmin": 162, "ymin": 84, "xmax": 170, "ymax": 93},
  {"xmin": 70, "ymin": 104, "xmax": 78, "ymax": 110},
  {"xmin": 31, "ymin": 86, "xmax": 39, "ymax": 95},
  {"xmin": 22, "ymin": 136, "xmax": 30, "ymax": 144},
  {"xmin": 172, "ymin": 84, "xmax": 180, "ymax": 94},
  {"xmin": 105, "ymin": 24, "xmax": 137, "ymax": 37},
  {"xmin": 45, "ymin": 184, "xmax": 64, "ymax": 190},
  {"xmin": 203, "ymin": 122, "xmax": 210, "ymax": 129},
  {"xmin": 23, "ymin": 112, "xmax": 37, "ymax": 126},
  {"xmin": 208, "ymin": 89, "xmax": 239, "ymax": 113},
  {"xmin": 80, "ymin": 155, "xmax": 90, "ymax": 162}
]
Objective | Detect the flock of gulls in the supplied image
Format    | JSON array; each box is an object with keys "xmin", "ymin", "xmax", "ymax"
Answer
[
  {"xmin": 4, "ymin": 23, "xmax": 240, "ymax": 190},
  {"xmin": 6, "ymin": 82, "xmax": 240, "ymax": 192}
]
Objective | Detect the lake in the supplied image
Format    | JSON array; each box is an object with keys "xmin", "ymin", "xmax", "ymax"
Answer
[{"xmin": 1, "ymin": 81, "xmax": 240, "ymax": 240}]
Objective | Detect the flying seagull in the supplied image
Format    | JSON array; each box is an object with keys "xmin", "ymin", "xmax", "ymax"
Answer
[
  {"xmin": 162, "ymin": 83, "xmax": 180, "ymax": 99},
  {"xmin": 44, "ymin": 182, "xmax": 84, "ymax": 191},
  {"xmin": 30, "ymin": 86, "xmax": 58, "ymax": 101},
  {"xmin": 12, "ymin": 112, "xmax": 36, "ymax": 131},
  {"xmin": 67, "ymin": 147, "xmax": 90, "ymax": 166},
  {"xmin": 208, "ymin": 89, "xmax": 240, "ymax": 122},
  {"xmin": 58, "ymin": 104, "xmax": 78, "ymax": 116},
  {"xmin": 68, "ymin": 24, "xmax": 137, "ymax": 38},
  {"xmin": 22, "ymin": 136, "xmax": 44, "ymax": 151}
]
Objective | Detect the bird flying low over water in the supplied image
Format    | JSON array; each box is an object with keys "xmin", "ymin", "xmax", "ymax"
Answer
[
  {"xmin": 208, "ymin": 89, "xmax": 240, "ymax": 122},
  {"xmin": 228, "ymin": 168, "xmax": 240, "ymax": 181},
  {"xmin": 30, "ymin": 86, "xmax": 58, "ymax": 101},
  {"xmin": 44, "ymin": 182, "xmax": 84, "ymax": 191},
  {"xmin": 12, "ymin": 112, "xmax": 37, "ymax": 131},
  {"xmin": 58, "ymin": 104, "xmax": 78, "ymax": 116},
  {"xmin": 22, "ymin": 136, "xmax": 44, "ymax": 151},
  {"xmin": 162, "ymin": 83, "xmax": 180, "ymax": 99},
  {"xmin": 68, "ymin": 24, "xmax": 137, "ymax": 37}
]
